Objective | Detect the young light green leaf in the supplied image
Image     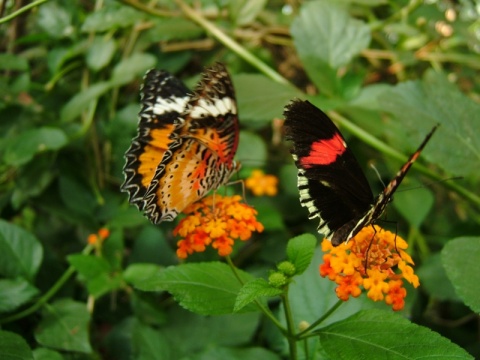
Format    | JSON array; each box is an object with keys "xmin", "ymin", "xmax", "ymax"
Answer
[
  {"xmin": 86, "ymin": 37, "xmax": 116, "ymax": 71},
  {"xmin": 286, "ymin": 234, "xmax": 317, "ymax": 275},
  {"xmin": 81, "ymin": 5, "xmax": 145, "ymax": 32},
  {"xmin": 0, "ymin": 220, "xmax": 43, "ymax": 280},
  {"xmin": 442, "ymin": 237, "xmax": 480, "ymax": 313},
  {"xmin": 319, "ymin": 309, "xmax": 473, "ymax": 359},
  {"xmin": 35, "ymin": 299, "xmax": 92, "ymax": 353},
  {"xmin": 135, "ymin": 262, "xmax": 255, "ymax": 315},
  {"xmin": 234, "ymin": 279, "xmax": 283, "ymax": 312},
  {"xmin": 236, "ymin": 131, "xmax": 268, "ymax": 167},
  {"xmin": 111, "ymin": 53, "xmax": 156, "ymax": 86},
  {"xmin": 32, "ymin": 348, "xmax": 64, "ymax": 360},
  {"xmin": 230, "ymin": 0, "xmax": 268, "ymax": 26},
  {"xmin": 4, "ymin": 128, "xmax": 68, "ymax": 166},
  {"xmin": 291, "ymin": 1, "xmax": 371, "ymax": 69},
  {"xmin": 381, "ymin": 70, "xmax": 480, "ymax": 177},
  {"xmin": 0, "ymin": 278, "xmax": 39, "ymax": 313},
  {"xmin": 0, "ymin": 330, "xmax": 32, "ymax": 360},
  {"xmin": 124, "ymin": 263, "xmax": 162, "ymax": 287}
]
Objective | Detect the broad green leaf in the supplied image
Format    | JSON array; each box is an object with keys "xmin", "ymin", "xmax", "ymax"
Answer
[
  {"xmin": 286, "ymin": 234, "xmax": 317, "ymax": 275},
  {"xmin": 442, "ymin": 237, "xmax": 480, "ymax": 313},
  {"xmin": 111, "ymin": 53, "xmax": 156, "ymax": 86},
  {"xmin": 36, "ymin": 2, "xmax": 73, "ymax": 38},
  {"xmin": 33, "ymin": 348, "xmax": 64, "ymax": 360},
  {"xmin": 59, "ymin": 176, "xmax": 97, "ymax": 217},
  {"xmin": 128, "ymin": 225, "xmax": 177, "ymax": 266},
  {"xmin": 0, "ymin": 330, "xmax": 32, "ymax": 360},
  {"xmin": 234, "ymin": 278, "xmax": 283, "ymax": 312},
  {"xmin": 291, "ymin": 1, "xmax": 371, "ymax": 69},
  {"xmin": 393, "ymin": 183, "xmax": 434, "ymax": 228},
  {"xmin": 135, "ymin": 262, "xmax": 255, "ymax": 315},
  {"xmin": 381, "ymin": 70, "xmax": 480, "ymax": 177},
  {"xmin": 144, "ymin": 18, "xmax": 203, "ymax": 42},
  {"xmin": 67, "ymin": 254, "xmax": 122, "ymax": 298},
  {"xmin": 416, "ymin": 254, "xmax": 458, "ymax": 301},
  {"xmin": 81, "ymin": 5, "xmax": 145, "ymax": 32},
  {"xmin": 192, "ymin": 346, "xmax": 280, "ymax": 360},
  {"xmin": 318, "ymin": 309, "xmax": 473, "ymax": 359},
  {"xmin": 4, "ymin": 128, "xmax": 68, "ymax": 166},
  {"xmin": 86, "ymin": 37, "xmax": 116, "ymax": 71},
  {"xmin": 237, "ymin": 131, "xmax": 267, "ymax": 167},
  {"xmin": 234, "ymin": 74, "xmax": 302, "ymax": 126},
  {"xmin": 0, "ymin": 220, "xmax": 43, "ymax": 280},
  {"xmin": 230, "ymin": 0, "xmax": 267, "ymax": 26},
  {"xmin": 61, "ymin": 81, "xmax": 112, "ymax": 122},
  {"xmin": 0, "ymin": 278, "xmax": 39, "ymax": 313},
  {"xmin": 35, "ymin": 299, "xmax": 92, "ymax": 353},
  {"xmin": 132, "ymin": 321, "xmax": 173, "ymax": 360}
]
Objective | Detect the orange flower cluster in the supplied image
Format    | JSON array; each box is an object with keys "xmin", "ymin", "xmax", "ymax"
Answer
[
  {"xmin": 87, "ymin": 227, "xmax": 110, "ymax": 245},
  {"xmin": 174, "ymin": 195, "xmax": 264, "ymax": 259},
  {"xmin": 319, "ymin": 225, "xmax": 419, "ymax": 311},
  {"xmin": 245, "ymin": 170, "xmax": 278, "ymax": 196}
]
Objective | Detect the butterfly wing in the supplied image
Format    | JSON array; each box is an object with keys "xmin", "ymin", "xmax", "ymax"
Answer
[
  {"xmin": 284, "ymin": 100, "xmax": 374, "ymax": 241},
  {"xmin": 143, "ymin": 63, "xmax": 240, "ymax": 223},
  {"xmin": 121, "ymin": 69, "xmax": 191, "ymax": 211}
]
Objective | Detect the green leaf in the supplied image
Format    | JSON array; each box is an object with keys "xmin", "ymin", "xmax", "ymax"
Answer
[
  {"xmin": 81, "ymin": 5, "xmax": 145, "ymax": 32},
  {"xmin": 0, "ymin": 53, "xmax": 29, "ymax": 71},
  {"xmin": 132, "ymin": 321, "xmax": 173, "ymax": 360},
  {"xmin": 0, "ymin": 330, "xmax": 32, "ymax": 360},
  {"xmin": 291, "ymin": 1, "xmax": 371, "ymax": 69},
  {"xmin": 393, "ymin": 183, "xmax": 434, "ymax": 228},
  {"xmin": 35, "ymin": 299, "xmax": 92, "ymax": 353},
  {"xmin": 417, "ymin": 254, "xmax": 458, "ymax": 301},
  {"xmin": 67, "ymin": 254, "xmax": 122, "ymax": 298},
  {"xmin": 4, "ymin": 128, "xmax": 68, "ymax": 166},
  {"xmin": 193, "ymin": 346, "xmax": 280, "ymax": 360},
  {"xmin": 234, "ymin": 74, "xmax": 302, "ymax": 126},
  {"xmin": 36, "ymin": 2, "xmax": 73, "ymax": 39},
  {"xmin": 319, "ymin": 309, "xmax": 473, "ymax": 359},
  {"xmin": 0, "ymin": 220, "xmax": 43, "ymax": 280},
  {"xmin": 58, "ymin": 175, "xmax": 97, "ymax": 217},
  {"xmin": 135, "ymin": 262, "xmax": 255, "ymax": 315},
  {"xmin": 60, "ymin": 81, "xmax": 112, "ymax": 122},
  {"xmin": 0, "ymin": 278, "xmax": 39, "ymax": 313},
  {"xmin": 236, "ymin": 131, "xmax": 267, "ymax": 167},
  {"xmin": 230, "ymin": 0, "xmax": 268, "ymax": 26},
  {"xmin": 381, "ymin": 70, "xmax": 480, "ymax": 177},
  {"xmin": 442, "ymin": 237, "xmax": 480, "ymax": 313},
  {"xmin": 111, "ymin": 53, "xmax": 156, "ymax": 86},
  {"xmin": 234, "ymin": 278, "xmax": 283, "ymax": 312},
  {"xmin": 286, "ymin": 234, "xmax": 317, "ymax": 275},
  {"xmin": 86, "ymin": 37, "xmax": 116, "ymax": 71},
  {"xmin": 32, "ymin": 348, "xmax": 64, "ymax": 360},
  {"xmin": 124, "ymin": 263, "xmax": 162, "ymax": 287}
]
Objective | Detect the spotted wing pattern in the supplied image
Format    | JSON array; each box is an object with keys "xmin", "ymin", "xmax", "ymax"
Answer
[
  {"xmin": 122, "ymin": 63, "xmax": 239, "ymax": 224},
  {"xmin": 284, "ymin": 99, "xmax": 437, "ymax": 246}
]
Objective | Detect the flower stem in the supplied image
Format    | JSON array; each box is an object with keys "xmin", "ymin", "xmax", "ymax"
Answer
[
  {"xmin": 225, "ymin": 256, "xmax": 286, "ymax": 333},
  {"xmin": 0, "ymin": 0, "xmax": 50, "ymax": 24},
  {"xmin": 296, "ymin": 299, "xmax": 344, "ymax": 339},
  {"xmin": 282, "ymin": 289, "xmax": 298, "ymax": 360}
]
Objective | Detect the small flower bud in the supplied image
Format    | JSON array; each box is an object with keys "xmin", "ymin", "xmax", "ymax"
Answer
[
  {"xmin": 277, "ymin": 261, "xmax": 296, "ymax": 276},
  {"xmin": 268, "ymin": 272, "xmax": 287, "ymax": 288}
]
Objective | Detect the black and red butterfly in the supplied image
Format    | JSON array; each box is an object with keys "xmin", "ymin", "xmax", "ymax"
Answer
[{"xmin": 284, "ymin": 99, "xmax": 437, "ymax": 246}]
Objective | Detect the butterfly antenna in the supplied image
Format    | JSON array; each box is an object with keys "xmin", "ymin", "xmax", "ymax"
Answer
[{"xmin": 369, "ymin": 162, "xmax": 387, "ymax": 188}]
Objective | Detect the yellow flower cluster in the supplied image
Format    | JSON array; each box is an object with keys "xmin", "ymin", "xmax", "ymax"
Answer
[
  {"xmin": 174, "ymin": 195, "xmax": 264, "ymax": 259},
  {"xmin": 319, "ymin": 225, "xmax": 419, "ymax": 311},
  {"xmin": 245, "ymin": 170, "xmax": 278, "ymax": 196}
]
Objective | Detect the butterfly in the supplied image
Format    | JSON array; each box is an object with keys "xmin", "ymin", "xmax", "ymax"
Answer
[
  {"xmin": 121, "ymin": 62, "xmax": 240, "ymax": 224},
  {"xmin": 284, "ymin": 99, "xmax": 437, "ymax": 246}
]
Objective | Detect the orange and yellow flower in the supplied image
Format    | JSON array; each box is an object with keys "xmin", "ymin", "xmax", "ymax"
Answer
[
  {"xmin": 174, "ymin": 195, "xmax": 264, "ymax": 259},
  {"xmin": 245, "ymin": 170, "xmax": 278, "ymax": 196},
  {"xmin": 319, "ymin": 225, "xmax": 419, "ymax": 311}
]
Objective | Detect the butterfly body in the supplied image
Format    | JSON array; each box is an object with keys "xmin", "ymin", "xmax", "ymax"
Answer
[
  {"xmin": 284, "ymin": 100, "xmax": 437, "ymax": 246},
  {"xmin": 122, "ymin": 63, "xmax": 239, "ymax": 223}
]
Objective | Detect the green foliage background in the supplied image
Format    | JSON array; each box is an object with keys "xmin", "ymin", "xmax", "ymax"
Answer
[{"xmin": 0, "ymin": 0, "xmax": 479, "ymax": 359}]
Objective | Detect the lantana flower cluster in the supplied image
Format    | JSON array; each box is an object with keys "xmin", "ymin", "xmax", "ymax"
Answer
[
  {"xmin": 174, "ymin": 194, "xmax": 264, "ymax": 259},
  {"xmin": 319, "ymin": 225, "xmax": 419, "ymax": 311},
  {"xmin": 245, "ymin": 170, "xmax": 278, "ymax": 196}
]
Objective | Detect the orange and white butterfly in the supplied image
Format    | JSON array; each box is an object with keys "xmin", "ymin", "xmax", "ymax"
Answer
[{"xmin": 122, "ymin": 63, "xmax": 240, "ymax": 223}]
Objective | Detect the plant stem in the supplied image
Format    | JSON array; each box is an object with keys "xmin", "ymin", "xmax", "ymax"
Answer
[
  {"xmin": 282, "ymin": 289, "xmax": 297, "ymax": 360},
  {"xmin": 0, "ymin": 244, "xmax": 94, "ymax": 325},
  {"xmin": 0, "ymin": 0, "xmax": 50, "ymax": 24},
  {"xmin": 175, "ymin": 0, "xmax": 290, "ymax": 86},
  {"xmin": 225, "ymin": 256, "xmax": 287, "ymax": 333},
  {"xmin": 296, "ymin": 299, "xmax": 344, "ymax": 339}
]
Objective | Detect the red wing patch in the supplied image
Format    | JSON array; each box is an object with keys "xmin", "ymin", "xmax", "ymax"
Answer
[
  {"xmin": 122, "ymin": 62, "xmax": 240, "ymax": 224},
  {"xmin": 300, "ymin": 132, "xmax": 346, "ymax": 167}
]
